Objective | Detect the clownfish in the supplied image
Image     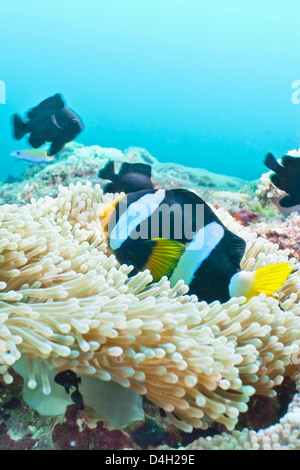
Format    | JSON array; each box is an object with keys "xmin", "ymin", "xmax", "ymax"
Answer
[{"xmin": 100, "ymin": 188, "xmax": 295, "ymax": 304}]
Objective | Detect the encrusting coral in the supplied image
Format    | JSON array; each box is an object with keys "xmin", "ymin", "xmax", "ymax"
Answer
[
  {"xmin": 247, "ymin": 211, "xmax": 300, "ymax": 262},
  {"xmin": 0, "ymin": 182, "xmax": 300, "ymax": 435}
]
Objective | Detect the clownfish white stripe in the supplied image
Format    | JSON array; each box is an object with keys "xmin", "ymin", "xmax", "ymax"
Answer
[
  {"xmin": 109, "ymin": 189, "xmax": 166, "ymax": 250},
  {"xmin": 169, "ymin": 221, "xmax": 224, "ymax": 287}
]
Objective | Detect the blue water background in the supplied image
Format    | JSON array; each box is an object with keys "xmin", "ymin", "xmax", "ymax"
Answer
[{"xmin": 1, "ymin": 0, "xmax": 300, "ymax": 182}]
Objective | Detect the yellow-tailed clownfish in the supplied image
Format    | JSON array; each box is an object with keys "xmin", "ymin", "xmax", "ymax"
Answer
[{"xmin": 100, "ymin": 188, "xmax": 295, "ymax": 304}]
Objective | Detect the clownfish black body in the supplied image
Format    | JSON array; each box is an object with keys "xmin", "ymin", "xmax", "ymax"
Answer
[{"xmin": 101, "ymin": 188, "xmax": 295, "ymax": 304}]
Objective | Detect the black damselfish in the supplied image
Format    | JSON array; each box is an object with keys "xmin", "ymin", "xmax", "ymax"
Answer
[
  {"xmin": 100, "ymin": 188, "xmax": 294, "ymax": 304},
  {"xmin": 70, "ymin": 389, "xmax": 85, "ymax": 411},
  {"xmin": 98, "ymin": 159, "xmax": 154, "ymax": 194},
  {"xmin": 12, "ymin": 93, "xmax": 83, "ymax": 156},
  {"xmin": 264, "ymin": 152, "xmax": 300, "ymax": 207},
  {"xmin": 54, "ymin": 370, "xmax": 84, "ymax": 410}
]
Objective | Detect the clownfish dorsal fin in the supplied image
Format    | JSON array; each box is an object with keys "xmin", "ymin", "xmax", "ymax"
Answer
[{"xmin": 142, "ymin": 238, "xmax": 186, "ymax": 282}]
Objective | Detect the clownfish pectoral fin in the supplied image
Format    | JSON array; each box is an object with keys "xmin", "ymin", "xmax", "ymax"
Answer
[
  {"xmin": 142, "ymin": 238, "xmax": 186, "ymax": 282},
  {"xmin": 229, "ymin": 262, "xmax": 296, "ymax": 302}
]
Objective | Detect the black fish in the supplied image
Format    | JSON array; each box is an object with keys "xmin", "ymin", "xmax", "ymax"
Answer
[
  {"xmin": 98, "ymin": 159, "xmax": 154, "ymax": 194},
  {"xmin": 264, "ymin": 152, "xmax": 300, "ymax": 207},
  {"xmin": 70, "ymin": 389, "xmax": 85, "ymax": 411},
  {"xmin": 12, "ymin": 93, "xmax": 83, "ymax": 156},
  {"xmin": 54, "ymin": 370, "xmax": 81, "ymax": 394},
  {"xmin": 54, "ymin": 369, "xmax": 84, "ymax": 410}
]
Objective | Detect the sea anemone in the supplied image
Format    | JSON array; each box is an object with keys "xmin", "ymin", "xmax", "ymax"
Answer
[{"xmin": 0, "ymin": 182, "xmax": 299, "ymax": 433}]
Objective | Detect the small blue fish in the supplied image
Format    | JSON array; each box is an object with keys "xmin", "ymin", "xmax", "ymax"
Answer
[{"xmin": 10, "ymin": 149, "xmax": 54, "ymax": 163}]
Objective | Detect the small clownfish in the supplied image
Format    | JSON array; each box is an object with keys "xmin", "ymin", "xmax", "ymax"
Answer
[{"xmin": 100, "ymin": 188, "xmax": 295, "ymax": 304}]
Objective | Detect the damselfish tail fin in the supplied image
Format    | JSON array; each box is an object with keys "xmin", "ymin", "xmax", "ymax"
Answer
[
  {"xmin": 264, "ymin": 152, "xmax": 284, "ymax": 175},
  {"xmin": 98, "ymin": 160, "xmax": 116, "ymax": 182},
  {"xmin": 13, "ymin": 114, "xmax": 29, "ymax": 140},
  {"xmin": 229, "ymin": 262, "xmax": 296, "ymax": 302}
]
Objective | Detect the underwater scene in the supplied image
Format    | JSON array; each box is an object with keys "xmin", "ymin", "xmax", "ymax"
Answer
[{"xmin": 2, "ymin": 0, "xmax": 300, "ymax": 453}]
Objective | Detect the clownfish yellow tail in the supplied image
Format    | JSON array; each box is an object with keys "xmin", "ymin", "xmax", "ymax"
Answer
[{"xmin": 229, "ymin": 262, "xmax": 296, "ymax": 302}]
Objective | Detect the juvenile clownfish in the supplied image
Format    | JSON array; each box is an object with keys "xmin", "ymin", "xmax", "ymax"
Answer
[{"xmin": 100, "ymin": 188, "xmax": 295, "ymax": 304}]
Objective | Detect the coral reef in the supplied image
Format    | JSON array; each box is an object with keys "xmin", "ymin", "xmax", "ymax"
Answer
[
  {"xmin": 0, "ymin": 143, "xmax": 253, "ymax": 209},
  {"xmin": 248, "ymin": 212, "xmax": 300, "ymax": 262},
  {"xmin": 51, "ymin": 405, "xmax": 138, "ymax": 450}
]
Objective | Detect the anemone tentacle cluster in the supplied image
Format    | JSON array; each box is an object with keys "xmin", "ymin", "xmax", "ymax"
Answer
[
  {"xmin": 0, "ymin": 182, "xmax": 300, "ymax": 433},
  {"xmin": 160, "ymin": 371, "xmax": 300, "ymax": 450}
]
